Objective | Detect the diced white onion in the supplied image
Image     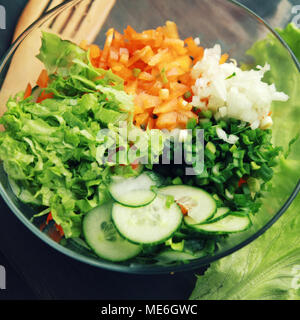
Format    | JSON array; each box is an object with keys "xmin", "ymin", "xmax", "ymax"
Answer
[{"xmin": 191, "ymin": 46, "xmax": 289, "ymax": 130}]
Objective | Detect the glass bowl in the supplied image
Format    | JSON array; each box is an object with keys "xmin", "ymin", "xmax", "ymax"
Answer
[{"xmin": 0, "ymin": 0, "xmax": 299, "ymax": 274}]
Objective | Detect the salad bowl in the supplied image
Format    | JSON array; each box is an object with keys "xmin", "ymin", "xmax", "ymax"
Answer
[{"xmin": 0, "ymin": 0, "xmax": 299, "ymax": 274}]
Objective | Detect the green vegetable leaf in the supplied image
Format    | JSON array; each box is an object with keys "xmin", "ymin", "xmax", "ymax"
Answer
[
  {"xmin": 96, "ymin": 84, "xmax": 134, "ymax": 113},
  {"xmin": 277, "ymin": 23, "xmax": 300, "ymax": 61},
  {"xmin": 37, "ymin": 32, "xmax": 87, "ymax": 76}
]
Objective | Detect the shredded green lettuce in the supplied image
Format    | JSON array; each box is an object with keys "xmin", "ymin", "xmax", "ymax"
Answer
[
  {"xmin": 0, "ymin": 32, "xmax": 168, "ymax": 239},
  {"xmin": 37, "ymin": 32, "xmax": 87, "ymax": 76},
  {"xmin": 0, "ymin": 33, "xmax": 141, "ymax": 238}
]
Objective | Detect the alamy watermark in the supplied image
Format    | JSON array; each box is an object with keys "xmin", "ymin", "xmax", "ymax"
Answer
[
  {"xmin": 292, "ymin": 5, "xmax": 300, "ymax": 28},
  {"xmin": 96, "ymin": 122, "xmax": 204, "ymax": 176},
  {"xmin": 0, "ymin": 5, "xmax": 6, "ymax": 30},
  {"xmin": 0, "ymin": 265, "xmax": 5, "ymax": 290}
]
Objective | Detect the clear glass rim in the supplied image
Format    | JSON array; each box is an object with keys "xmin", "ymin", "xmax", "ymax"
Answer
[{"xmin": 0, "ymin": 0, "xmax": 299, "ymax": 274}]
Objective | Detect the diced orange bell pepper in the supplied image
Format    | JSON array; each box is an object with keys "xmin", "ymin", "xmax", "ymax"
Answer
[
  {"xmin": 36, "ymin": 90, "xmax": 54, "ymax": 103},
  {"xmin": 101, "ymin": 28, "xmax": 114, "ymax": 62},
  {"xmin": 156, "ymin": 111, "xmax": 178, "ymax": 129},
  {"xmin": 178, "ymin": 203, "xmax": 188, "ymax": 215},
  {"xmin": 139, "ymin": 93, "xmax": 161, "ymax": 109},
  {"xmin": 24, "ymin": 83, "xmax": 32, "ymax": 99},
  {"xmin": 138, "ymin": 71, "xmax": 154, "ymax": 81},
  {"xmin": 147, "ymin": 117, "xmax": 155, "ymax": 130},
  {"xmin": 219, "ymin": 53, "xmax": 229, "ymax": 64},
  {"xmin": 177, "ymin": 112, "xmax": 189, "ymax": 127},
  {"xmin": 135, "ymin": 113, "xmax": 149, "ymax": 128},
  {"xmin": 79, "ymin": 40, "xmax": 89, "ymax": 50},
  {"xmin": 169, "ymin": 82, "xmax": 189, "ymax": 99},
  {"xmin": 126, "ymin": 80, "xmax": 138, "ymax": 95},
  {"xmin": 184, "ymin": 37, "xmax": 204, "ymax": 61},
  {"xmin": 153, "ymin": 98, "xmax": 178, "ymax": 114},
  {"xmin": 178, "ymin": 109, "xmax": 198, "ymax": 119},
  {"xmin": 109, "ymin": 47, "xmax": 119, "ymax": 62},
  {"xmin": 37, "ymin": 69, "xmax": 49, "ymax": 88},
  {"xmin": 164, "ymin": 21, "xmax": 179, "ymax": 39},
  {"xmin": 148, "ymin": 48, "xmax": 169, "ymax": 67},
  {"xmin": 128, "ymin": 46, "xmax": 154, "ymax": 66},
  {"xmin": 89, "ymin": 44, "xmax": 101, "ymax": 59},
  {"xmin": 163, "ymin": 38, "xmax": 187, "ymax": 55}
]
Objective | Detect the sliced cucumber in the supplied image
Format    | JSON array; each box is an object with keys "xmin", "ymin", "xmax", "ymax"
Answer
[
  {"xmin": 83, "ymin": 202, "xmax": 142, "ymax": 262},
  {"xmin": 159, "ymin": 185, "xmax": 216, "ymax": 224},
  {"xmin": 208, "ymin": 207, "xmax": 230, "ymax": 223},
  {"xmin": 187, "ymin": 214, "xmax": 251, "ymax": 234},
  {"xmin": 109, "ymin": 172, "xmax": 156, "ymax": 207},
  {"xmin": 112, "ymin": 195, "xmax": 182, "ymax": 245},
  {"xmin": 157, "ymin": 250, "xmax": 200, "ymax": 263}
]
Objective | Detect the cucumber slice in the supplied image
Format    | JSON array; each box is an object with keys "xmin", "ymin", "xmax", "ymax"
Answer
[
  {"xmin": 112, "ymin": 195, "xmax": 183, "ymax": 245},
  {"xmin": 159, "ymin": 185, "xmax": 216, "ymax": 224},
  {"xmin": 157, "ymin": 250, "xmax": 200, "ymax": 263},
  {"xmin": 109, "ymin": 173, "xmax": 156, "ymax": 207},
  {"xmin": 83, "ymin": 202, "xmax": 142, "ymax": 262},
  {"xmin": 188, "ymin": 214, "xmax": 251, "ymax": 234},
  {"xmin": 208, "ymin": 207, "xmax": 230, "ymax": 222}
]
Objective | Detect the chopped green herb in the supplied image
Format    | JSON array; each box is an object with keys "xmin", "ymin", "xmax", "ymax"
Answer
[
  {"xmin": 226, "ymin": 72, "xmax": 236, "ymax": 80},
  {"xmin": 165, "ymin": 195, "xmax": 175, "ymax": 208},
  {"xmin": 132, "ymin": 68, "xmax": 141, "ymax": 78},
  {"xmin": 172, "ymin": 177, "xmax": 183, "ymax": 185},
  {"xmin": 161, "ymin": 67, "xmax": 168, "ymax": 84},
  {"xmin": 201, "ymin": 110, "xmax": 213, "ymax": 119},
  {"xmin": 187, "ymin": 118, "xmax": 197, "ymax": 129},
  {"xmin": 184, "ymin": 91, "xmax": 192, "ymax": 100}
]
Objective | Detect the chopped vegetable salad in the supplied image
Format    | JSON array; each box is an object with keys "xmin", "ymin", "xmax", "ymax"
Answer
[{"xmin": 0, "ymin": 22, "xmax": 290, "ymax": 265}]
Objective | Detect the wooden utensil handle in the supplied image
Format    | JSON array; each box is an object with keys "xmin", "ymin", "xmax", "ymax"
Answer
[
  {"xmin": 13, "ymin": 0, "xmax": 51, "ymax": 42},
  {"xmin": 0, "ymin": 0, "xmax": 116, "ymax": 121}
]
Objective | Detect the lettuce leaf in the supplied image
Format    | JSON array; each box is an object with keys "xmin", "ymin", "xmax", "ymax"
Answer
[
  {"xmin": 37, "ymin": 33, "xmax": 132, "ymax": 114},
  {"xmin": 0, "ymin": 31, "xmax": 136, "ymax": 238},
  {"xmin": 0, "ymin": 32, "xmax": 165, "ymax": 238},
  {"xmin": 277, "ymin": 23, "xmax": 300, "ymax": 61},
  {"xmin": 37, "ymin": 32, "xmax": 87, "ymax": 76},
  {"xmin": 190, "ymin": 23, "xmax": 300, "ymax": 300},
  {"xmin": 0, "ymin": 94, "xmax": 116, "ymax": 238}
]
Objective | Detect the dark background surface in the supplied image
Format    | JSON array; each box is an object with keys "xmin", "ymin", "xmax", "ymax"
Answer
[{"xmin": 0, "ymin": 0, "xmax": 296, "ymax": 300}]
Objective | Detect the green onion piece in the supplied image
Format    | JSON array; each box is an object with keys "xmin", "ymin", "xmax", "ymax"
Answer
[
  {"xmin": 242, "ymin": 134, "xmax": 253, "ymax": 145},
  {"xmin": 165, "ymin": 195, "xmax": 175, "ymax": 208},
  {"xmin": 184, "ymin": 91, "xmax": 192, "ymax": 99},
  {"xmin": 199, "ymin": 118, "xmax": 210, "ymax": 125},
  {"xmin": 258, "ymin": 164, "xmax": 274, "ymax": 181},
  {"xmin": 201, "ymin": 110, "xmax": 212, "ymax": 119},
  {"xmin": 195, "ymin": 177, "xmax": 209, "ymax": 186},
  {"xmin": 247, "ymin": 177, "xmax": 261, "ymax": 193},
  {"xmin": 165, "ymin": 238, "xmax": 184, "ymax": 251},
  {"xmin": 171, "ymin": 241, "xmax": 184, "ymax": 251},
  {"xmin": 206, "ymin": 141, "xmax": 216, "ymax": 154},
  {"xmin": 132, "ymin": 68, "xmax": 141, "ymax": 77},
  {"xmin": 230, "ymin": 144, "xmax": 237, "ymax": 153},
  {"xmin": 187, "ymin": 118, "xmax": 197, "ymax": 129},
  {"xmin": 212, "ymin": 194, "xmax": 221, "ymax": 201},
  {"xmin": 161, "ymin": 68, "xmax": 168, "ymax": 84},
  {"xmin": 225, "ymin": 72, "xmax": 236, "ymax": 80},
  {"xmin": 187, "ymin": 179, "xmax": 194, "ymax": 186},
  {"xmin": 225, "ymin": 189, "xmax": 234, "ymax": 200},
  {"xmin": 172, "ymin": 177, "xmax": 183, "ymax": 185},
  {"xmin": 251, "ymin": 161, "xmax": 261, "ymax": 170},
  {"xmin": 212, "ymin": 163, "xmax": 221, "ymax": 176}
]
